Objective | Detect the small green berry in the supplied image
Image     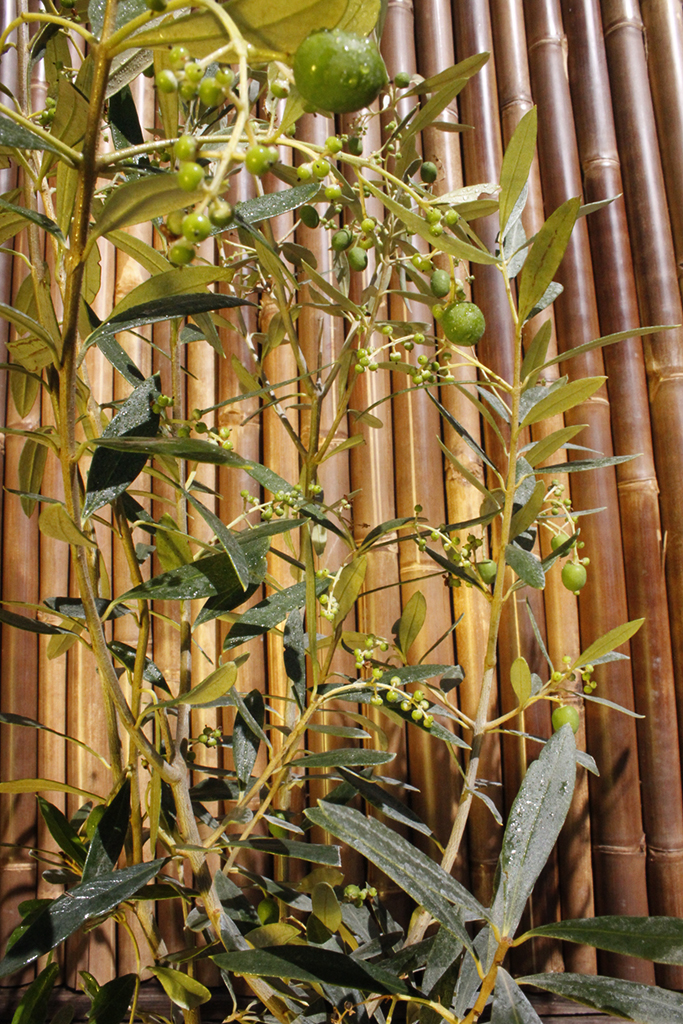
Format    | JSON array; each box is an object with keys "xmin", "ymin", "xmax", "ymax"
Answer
[
  {"xmin": 177, "ymin": 161, "xmax": 205, "ymax": 192},
  {"xmin": 420, "ymin": 161, "xmax": 438, "ymax": 183},
  {"xmin": 394, "ymin": 71, "xmax": 411, "ymax": 88},
  {"xmin": 168, "ymin": 46, "xmax": 190, "ymax": 70},
  {"xmin": 156, "ymin": 70, "xmax": 178, "ymax": 94},
  {"xmin": 347, "ymin": 247, "xmax": 368, "ymax": 272},
  {"xmin": 169, "ymin": 240, "xmax": 195, "ymax": 265}
]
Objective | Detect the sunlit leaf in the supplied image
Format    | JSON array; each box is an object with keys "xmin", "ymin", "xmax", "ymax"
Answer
[
  {"xmin": 517, "ymin": 196, "xmax": 580, "ymax": 323},
  {"xmin": 573, "ymin": 618, "xmax": 644, "ymax": 670},
  {"xmin": 499, "ymin": 108, "xmax": 537, "ymax": 235},
  {"xmin": 147, "ymin": 968, "xmax": 210, "ymax": 1011}
]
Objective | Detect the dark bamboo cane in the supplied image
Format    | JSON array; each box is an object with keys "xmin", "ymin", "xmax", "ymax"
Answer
[
  {"xmin": 525, "ymin": 0, "xmax": 652, "ymax": 983},
  {"xmin": 600, "ymin": 0, "xmax": 683, "ymax": 809},
  {"xmin": 382, "ymin": 2, "xmax": 461, "ymax": 853},
  {"xmin": 562, "ymin": 0, "xmax": 683, "ymax": 989},
  {"xmin": 639, "ymin": 0, "xmax": 683, "ymax": 301},
  {"xmin": 490, "ymin": 0, "xmax": 595, "ymax": 976}
]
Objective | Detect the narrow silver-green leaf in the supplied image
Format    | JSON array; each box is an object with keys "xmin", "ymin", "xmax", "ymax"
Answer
[
  {"xmin": 505, "ymin": 544, "xmax": 545, "ymax": 589},
  {"xmin": 574, "ymin": 618, "xmax": 644, "ymax": 670},
  {"xmin": 491, "ymin": 967, "xmax": 543, "ymax": 1024},
  {"xmin": 541, "ymin": 323, "xmax": 679, "ymax": 372},
  {"xmin": 499, "ymin": 107, "xmax": 537, "ymax": 235},
  {"xmin": 525, "ymin": 916, "xmax": 683, "ymax": 965},
  {"xmin": 518, "ymin": 972, "xmax": 683, "ymax": 1023},
  {"xmin": 520, "ymin": 376, "xmax": 606, "ymax": 427},
  {"xmin": 306, "ymin": 802, "xmax": 487, "ymax": 946},
  {"xmin": 494, "ymin": 726, "xmax": 576, "ymax": 937},
  {"xmin": 517, "ymin": 196, "xmax": 580, "ymax": 323},
  {"xmin": 0, "ymin": 860, "xmax": 163, "ymax": 978},
  {"xmin": 524, "ymin": 425, "xmax": 586, "ymax": 468},
  {"xmin": 397, "ymin": 591, "xmax": 426, "ymax": 656}
]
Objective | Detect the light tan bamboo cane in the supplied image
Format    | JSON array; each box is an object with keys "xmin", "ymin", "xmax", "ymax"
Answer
[
  {"xmin": 562, "ymin": 0, "xmax": 683, "ymax": 989},
  {"xmin": 411, "ymin": 0, "xmax": 495, "ymax": 905},
  {"xmin": 489, "ymin": 0, "xmax": 595, "ymax": 975},
  {"xmin": 600, "ymin": 0, "xmax": 683, "ymax": 815},
  {"xmin": 382, "ymin": 1, "xmax": 461, "ymax": 856},
  {"xmin": 339, "ymin": 105, "xmax": 411, "ymax": 917},
  {"xmin": 452, "ymin": 0, "xmax": 565, "ymax": 972},
  {"xmin": 0, "ymin": 240, "xmax": 42, "ymax": 982},
  {"xmin": 525, "ymin": 0, "xmax": 652, "ymax": 983},
  {"xmin": 289, "ymin": 113, "xmax": 364, "ymax": 883}
]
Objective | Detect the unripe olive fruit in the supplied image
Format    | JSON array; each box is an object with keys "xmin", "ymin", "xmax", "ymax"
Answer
[
  {"xmin": 478, "ymin": 559, "xmax": 497, "ymax": 585},
  {"xmin": 208, "ymin": 198, "xmax": 233, "ymax": 228},
  {"xmin": 165, "ymin": 209, "xmax": 186, "ymax": 236},
  {"xmin": 347, "ymin": 247, "xmax": 368, "ymax": 272},
  {"xmin": 420, "ymin": 161, "xmax": 438, "ymax": 183},
  {"xmin": 561, "ymin": 562, "xmax": 587, "ymax": 593},
  {"xmin": 331, "ymin": 228, "xmax": 353, "ymax": 252},
  {"xmin": 551, "ymin": 531, "xmax": 571, "ymax": 551},
  {"xmin": 198, "ymin": 76, "xmax": 222, "ymax": 107},
  {"xmin": 441, "ymin": 301, "xmax": 486, "ymax": 346},
  {"xmin": 430, "ymin": 269, "xmax": 451, "ymax": 298},
  {"xmin": 174, "ymin": 134, "xmax": 197, "ymax": 162},
  {"xmin": 168, "ymin": 45, "xmax": 190, "ymax": 70},
  {"xmin": 169, "ymin": 240, "xmax": 195, "ymax": 265},
  {"xmin": 245, "ymin": 144, "xmax": 278, "ymax": 176},
  {"xmin": 552, "ymin": 704, "xmax": 580, "ymax": 734},
  {"xmin": 394, "ymin": 71, "xmax": 411, "ymax": 88},
  {"xmin": 177, "ymin": 161, "xmax": 205, "ymax": 192},
  {"xmin": 299, "ymin": 205, "xmax": 320, "ymax": 229},
  {"xmin": 347, "ymin": 136, "xmax": 363, "ymax": 156},
  {"xmin": 156, "ymin": 70, "xmax": 178, "ymax": 94},
  {"xmin": 293, "ymin": 29, "xmax": 388, "ymax": 115},
  {"xmin": 181, "ymin": 212, "xmax": 211, "ymax": 243}
]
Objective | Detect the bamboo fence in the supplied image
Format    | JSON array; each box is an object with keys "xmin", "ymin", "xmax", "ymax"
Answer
[{"xmin": 2, "ymin": 0, "xmax": 683, "ymax": 995}]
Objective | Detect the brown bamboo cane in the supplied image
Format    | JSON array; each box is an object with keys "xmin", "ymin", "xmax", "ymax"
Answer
[
  {"xmin": 600, "ymin": 0, "xmax": 683, "ymax": 828},
  {"xmin": 562, "ymin": 0, "xmax": 683, "ymax": 989},
  {"xmin": 639, "ymin": 0, "xmax": 683, "ymax": 303},
  {"xmin": 490, "ymin": 0, "xmax": 595, "ymax": 975},
  {"xmin": 382, "ymin": 1, "xmax": 461, "ymax": 856},
  {"xmin": 525, "ymin": 0, "xmax": 652, "ymax": 983},
  {"xmin": 451, "ymin": 0, "xmax": 563, "ymax": 971}
]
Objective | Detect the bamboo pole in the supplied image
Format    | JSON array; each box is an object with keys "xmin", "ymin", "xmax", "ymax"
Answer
[
  {"xmin": 0, "ymin": 241, "xmax": 41, "ymax": 982},
  {"xmin": 382, "ymin": 0, "xmax": 461, "ymax": 856},
  {"xmin": 452, "ymin": 0, "xmax": 564, "ymax": 973},
  {"xmin": 525, "ymin": 0, "xmax": 652, "ymax": 983},
  {"xmin": 639, "ymin": 0, "xmax": 683, "ymax": 303},
  {"xmin": 339, "ymin": 103, "xmax": 411, "ymax": 918},
  {"xmin": 489, "ymin": 0, "xmax": 595, "ymax": 976},
  {"xmin": 600, "ymin": 0, "xmax": 683, "ymax": 796},
  {"xmin": 562, "ymin": 0, "xmax": 683, "ymax": 989}
]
